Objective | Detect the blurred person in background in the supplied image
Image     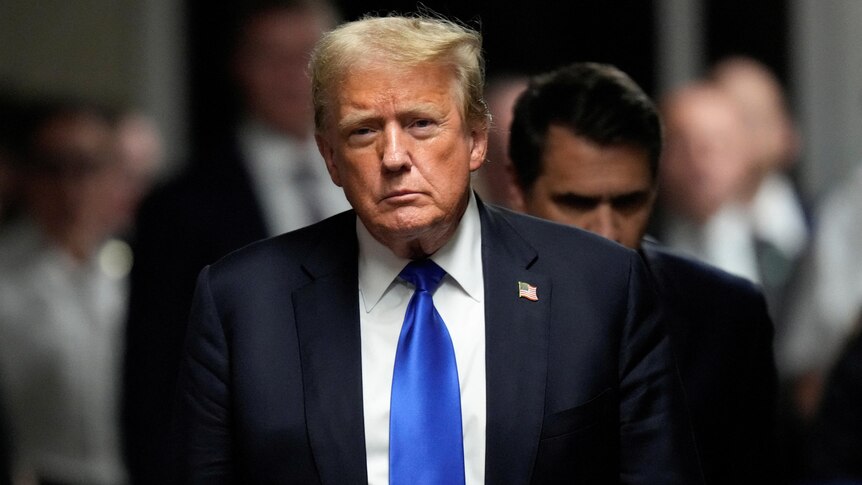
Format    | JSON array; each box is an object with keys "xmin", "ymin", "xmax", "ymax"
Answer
[
  {"xmin": 122, "ymin": 0, "xmax": 348, "ymax": 481},
  {"xmin": 710, "ymin": 56, "xmax": 809, "ymax": 320},
  {"xmin": 654, "ymin": 82, "xmax": 759, "ymax": 284},
  {"xmin": 508, "ymin": 62, "xmax": 777, "ymax": 484},
  {"xmin": 472, "ymin": 74, "xmax": 527, "ymax": 208},
  {"xmin": 0, "ymin": 101, "xmax": 160, "ymax": 485},
  {"xmin": 779, "ymin": 160, "xmax": 862, "ymax": 420}
]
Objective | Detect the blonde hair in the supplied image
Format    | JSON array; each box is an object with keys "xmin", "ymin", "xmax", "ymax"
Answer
[{"xmin": 309, "ymin": 14, "xmax": 490, "ymax": 131}]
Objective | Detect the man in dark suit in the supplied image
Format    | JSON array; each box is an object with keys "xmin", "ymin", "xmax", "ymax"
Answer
[
  {"xmin": 177, "ymin": 15, "xmax": 699, "ymax": 484},
  {"xmin": 508, "ymin": 62, "xmax": 777, "ymax": 484},
  {"xmin": 122, "ymin": 1, "xmax": 349, "ymax": 482}
]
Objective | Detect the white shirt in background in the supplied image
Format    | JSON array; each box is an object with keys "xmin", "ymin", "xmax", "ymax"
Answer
[
  {"xmin": 238, "ymin": 119, "xmax": 351, "ymax": 236},
  {"xmin": 0, "ymin": 219, "xmax": 127, "ymax": 485}
]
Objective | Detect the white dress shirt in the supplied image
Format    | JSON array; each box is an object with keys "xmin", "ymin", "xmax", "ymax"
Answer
[
  {"xmin": 779, "ymin": 164, "xmax": 862, "ymax": 376},
  {"xmin": 750, "ymin": 172, "xmax": 809, "ymax": 261},
  {"xmin": 238, "ymin": 119, "xmax": 350, "ymax": 236},
  {"xmin": 665, "ymin": 202, "xmax": 761, "ymax": 284},
  {"xmin": 0, "ymin": 219, "xmax": 127, "ymax": 484},
  {"xmin": 664, "ymin": 173, "xmax": 808, "ymax": 288},
  {"xmin": 358, "ymin": 192, "xmax": 486, "ymax": 485}
]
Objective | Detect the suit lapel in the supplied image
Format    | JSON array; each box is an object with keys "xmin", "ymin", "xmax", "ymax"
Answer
[
  {"xmin": 480, "ymin": 202, "xmax": 551, "ymax": 484},
  {"xmin": 293, "ymin": 212, "xmax": 368, "ymax": 484},
  {"xmin": 292, "ymin": 204, "xmax": 552, "ymax": 483}
]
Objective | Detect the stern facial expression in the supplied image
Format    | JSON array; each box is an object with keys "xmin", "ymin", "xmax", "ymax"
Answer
[
  {"xmin": 315, "ymin": 61, "xmax": 487, "ymax": 257},
  {"xmin": 518, "ymin": 125, "xmax": 655, "ymax": 249}
]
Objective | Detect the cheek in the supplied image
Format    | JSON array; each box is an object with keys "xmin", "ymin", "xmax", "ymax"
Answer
[
  {"xmin": 622, "ymin": 208, "xmax": 652, "ymax": 234},
  {"xmin": 564, "ymin": 211, "xmax": 598, "ymax": 229},
  {"xmin": 339, "ymin": 168, "xmax": 373, "ymax": 200},
  {"xmin": 526, "ymin": 195, "xmax": 576, "ymax": 225}
]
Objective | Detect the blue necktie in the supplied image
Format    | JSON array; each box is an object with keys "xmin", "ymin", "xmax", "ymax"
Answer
[{"xmin": 390, "ymin": 259, "xmax": 465, "ymax": 485}]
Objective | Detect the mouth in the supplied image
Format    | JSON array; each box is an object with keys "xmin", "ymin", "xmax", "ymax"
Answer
[{"xmin": 382, "ymin": 190, "xmax": 423, "ymax": 204}]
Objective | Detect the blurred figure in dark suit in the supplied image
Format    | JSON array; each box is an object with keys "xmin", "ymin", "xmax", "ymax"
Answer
[
  {"xmin": 122, "ymin": 1, "xmax": 348, "ymax": 482},
  {"xmin": 508, "ymin": 62, "xmax": 777, "ymax": 484},
  {"xmin": 709, "ymin": 57, "xmax": 809, "ymax": 316},
  {"xmin": 653, "ymin": 81, "xmax": 758, "ymax": 283}
]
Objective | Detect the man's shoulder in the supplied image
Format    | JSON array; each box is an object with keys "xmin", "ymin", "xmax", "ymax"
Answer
[
  {"xmin": 132, "ymin": 143, "xmax": 267, "ymax": 255},
  {"xmin": 206, "ymin": 210, "xmax": 355, "ymax": 281},
  {"xmin": 645, "ymin": 241, "xmax": 758, "ymax": 290},
  {"xmin": 483, "ymin": 203, "xmax": 635, "ymax": 262},
  {"xmin": 141, "ymin": 157, "xmax": 247, "ymax": 212},
  {"xmin": 641, "ymin": 239, "xmax": 769, "ymax": 318}
]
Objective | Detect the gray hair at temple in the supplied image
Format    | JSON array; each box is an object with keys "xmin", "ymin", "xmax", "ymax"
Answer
[{"xmin": 309, "ymin": 14, "xmax": 490, "ymax": 132}]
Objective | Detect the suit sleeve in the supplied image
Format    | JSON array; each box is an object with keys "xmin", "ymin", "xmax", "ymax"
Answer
[
  {"xmin": 618, "ymin": 253, "xmax": 704, "ymax": 484},
  {"xmin": 175, "ymin": 266, "xmax": 235, "ymax": 483}
]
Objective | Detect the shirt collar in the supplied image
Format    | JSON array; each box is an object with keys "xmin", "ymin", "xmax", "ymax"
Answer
[{"xmin": 357, "ymin": 191, "xmax": 484, "ymax": 313}]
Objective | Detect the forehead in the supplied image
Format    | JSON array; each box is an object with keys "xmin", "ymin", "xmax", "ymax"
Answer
[
  {"xmin": 540, "ymin": 125, "xmax": 653, "ymax": 192},
  {"xmin": 666, "ymin": 90, "xmax": 743, "ymax": 136},
  {"xmin": 329, "ymin": 61, "xmax": 461, "ymax": 123}
]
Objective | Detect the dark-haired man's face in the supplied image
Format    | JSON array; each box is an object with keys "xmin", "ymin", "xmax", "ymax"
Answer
[{"xmin": 513, "ymin": 124, "xmax": 655, "ymax": 249}]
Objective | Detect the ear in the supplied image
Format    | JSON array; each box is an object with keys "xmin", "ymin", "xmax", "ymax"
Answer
[
  {"xmin": 315, "ymin": 132, "xmax": 342, "ymax": 187},
  {"xmin": 468, "ymin": 126, "xmax": 489, "ymax": 172},
  {"xmin": 506, "ymin": 163, "xmax": 527, "ymax": 212}
]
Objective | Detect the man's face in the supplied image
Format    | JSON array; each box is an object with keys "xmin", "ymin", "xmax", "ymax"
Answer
[
  {"xmin": 660, "ymin": 88, "xmax": 751, "ymax": 223},
  {"xmin": 515, "ymin": 125, "xmax": 655, "ymax": 249},
  {"xmin": 715, "ymin": 67, "xmax": 796, "ymax": 172},
  {"xmin": 235, "ymin": 8, "xmax": 327, "ymax": 139},
  {"xmin": 315, "ymin": 62, "xmax": 487, "ymax": 256}
]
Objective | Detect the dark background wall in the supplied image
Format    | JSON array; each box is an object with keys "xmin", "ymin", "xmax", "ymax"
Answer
[
  {"xmin": 705, "ymin": 0, "xmax": 789, "ymax": 88},
  {"xmin": 184, "ymin": 0, "xmax": 788, "ymax": 158}
]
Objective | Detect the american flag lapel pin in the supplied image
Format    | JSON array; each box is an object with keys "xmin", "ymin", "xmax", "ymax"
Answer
[{"xmin": 518, "ymin": 281, "xmax": 539, "ymax": 301}]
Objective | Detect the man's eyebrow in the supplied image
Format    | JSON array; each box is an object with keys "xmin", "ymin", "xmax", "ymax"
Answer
[
  {"xmin": 551, "ymin": 189, "xmax": 651, "ymax": 203},
  {"xmin": 338, "ymin": 111, "xmax": 378, "ymax": 132},
  {"xmin": 551, "ymin": 192, "xmax": 601, "ymax": 204},
  {"xmin": 611, "ymin": 189, "xmax": 652, "ymax": 201},
  {"xmin": 400, "ymin": 102, "xmax": 447, "ymax": 118}
]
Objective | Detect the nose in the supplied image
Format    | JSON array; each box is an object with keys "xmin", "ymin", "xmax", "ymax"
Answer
[
  {"xmin": 588, "ymin": 204, "xmax": 620, "ymax": 244},
  {"xmin": 381, "ymin": 124, "xmax": 411, "ymax": 172}
]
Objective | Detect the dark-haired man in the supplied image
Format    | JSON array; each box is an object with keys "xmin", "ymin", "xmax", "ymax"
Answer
[{"xmin": 509, "ymin": 62, "xmax": 777, "ymax": 484}]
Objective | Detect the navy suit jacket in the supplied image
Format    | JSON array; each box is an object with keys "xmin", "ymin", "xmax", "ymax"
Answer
[
  {"xmin": 641, "ymin": 241, "xmax": 777, "ymax": 484},
  {"xmin": 124, "ymin": 140, "xmax": 269, "ymax": 483},
  {"xmin": 177, "ymin": 201, "xmax": 700, "ymax": 484}
]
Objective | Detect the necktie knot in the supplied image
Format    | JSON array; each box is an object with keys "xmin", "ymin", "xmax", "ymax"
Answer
[{"xmin": 399, "ymin": 259, "xmax": 446, "ymax": 293}]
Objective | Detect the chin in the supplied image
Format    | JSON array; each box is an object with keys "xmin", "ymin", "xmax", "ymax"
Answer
[{"xmin": 372, "ymin": 209, "xmax": 443, "ymax": 239}]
